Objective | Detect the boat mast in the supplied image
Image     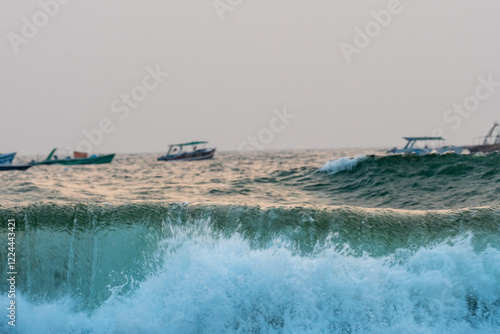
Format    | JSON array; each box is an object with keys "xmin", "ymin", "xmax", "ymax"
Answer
[
  {"xmin": 494, "ymin": 122, "xmax": 500, "ymax": 144},
  {"xmin": 45, "ymin": 148, "xmax": 57, "ymax": 161},
  {"xmin": 484, "ymin": 122, "xmax": 499, "ymax": 145}
]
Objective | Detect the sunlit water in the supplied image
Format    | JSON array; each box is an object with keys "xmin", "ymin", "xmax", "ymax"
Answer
[{"xmin": 1, "ymin": 150, "xmax": 375, "ymax": 206}]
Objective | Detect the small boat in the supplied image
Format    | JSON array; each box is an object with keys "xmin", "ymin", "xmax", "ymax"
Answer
[
  {"xmin": 0, "ymin": 164, "xmax": 32, "ymax": 171},
  {"xmin": 464, "ymin": 122, "xmax": 500, "ymax": 153},
  {"xmin": 158, "ymin": 141, "xmax": 216, "ymax": 161},
  {"xmin": 387, "ymin": 137, "xmax": 464, "ymax": 155},
  {"xmin": 31, "ymin": 148, "xmax": 115, "ymax": 165},
  {"xmin": 0, "ymin": 152, "xmax": 32, "ymax": 171},
  {"xmin": 0, "ymin": 152, "xmax": 16, "ymax": 165}
]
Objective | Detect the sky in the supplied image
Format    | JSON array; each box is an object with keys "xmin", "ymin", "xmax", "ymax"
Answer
[{"xmin": 1, "ymin": 0, "xmax": 500, "ymax": 154}]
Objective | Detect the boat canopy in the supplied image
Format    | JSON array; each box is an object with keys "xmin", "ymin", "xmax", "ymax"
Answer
[
  {"xmin": 403, "ymin": 137, "xmax": 444, "ymax": 141},
  {"xmin": 169, "ymin": 141, "xmax": 208, "ymax": 147},
  {"xmin": 401, "ymin": 137, "xmax": 445, "ymax": 150}
]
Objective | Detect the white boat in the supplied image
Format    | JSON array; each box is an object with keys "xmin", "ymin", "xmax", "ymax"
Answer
[{"xmin": 387, "ymin": 137, "xmax": 464, "ymax": 155}]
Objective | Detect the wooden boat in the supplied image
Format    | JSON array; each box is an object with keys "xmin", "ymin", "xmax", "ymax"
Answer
[
  {"xmin": 158, "ymin": 141, "xmax": 216, "ymax": 161},
  {"xmin": 387, "ymin": 137, "xmax": 464, "ymax": 155},
  {"xmin": 31, "ymin": 148, "xmax": 115, "ymax": 165},
  {"xmin": 464, "ymin": 122, "xmax": 500, "ymax": 153},
  {"xmin": 0, "ymin": 164, "xmax": 32, "ymax": 171},
  {"xmin": 0, "ymin": 152, "xmax": 16, "ymax": 165}
]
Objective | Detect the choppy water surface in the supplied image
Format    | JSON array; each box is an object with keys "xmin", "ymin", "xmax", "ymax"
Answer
[
  {"xmin": 1, "ymin": 149, "xmax": 500, "ymax": 333},
  {"xmin": 1, "ymin": 150, "xmax": 360, "ymax": 206},
  {"xmin": 4, "ymin": 149, "xmax": 500, "ymax": 209}
]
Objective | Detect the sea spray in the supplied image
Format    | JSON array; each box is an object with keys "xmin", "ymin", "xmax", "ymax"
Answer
[{"xmin": 1, "ymin": 219, "xmax": 499, "ymax": 333}]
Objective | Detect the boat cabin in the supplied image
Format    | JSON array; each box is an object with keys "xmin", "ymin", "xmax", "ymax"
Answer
[
  {"xmin": 388, "ymin": 137, "xmax": 463, "ymax": 155},
  {"xmin": 165, "ymin": 141, "xmax": 208, "ymax": 157},
  {"xmin": 158, "ymin": 141, "xmax": 216, "ymax": 161},
  {"xmin": 402, "ymin": 137, "xmax": 444, "ymax": 150}
]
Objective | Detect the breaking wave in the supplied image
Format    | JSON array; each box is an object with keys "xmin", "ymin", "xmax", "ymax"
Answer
[{"xmin": 1, "ymin": 202, "xmax": 499, "ymax": 333}]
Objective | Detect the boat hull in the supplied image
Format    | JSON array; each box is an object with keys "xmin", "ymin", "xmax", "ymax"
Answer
[
  {"xmin": 0, "ymin": 152, "xmax": 16, "ymax": 165},
  {"xmin": 437, "ymin": 146, "xmax": 464, "ymax": 155},
  {"xmin": 464, "ymin": 144, "xmax": 500, "ymax": 153},
  {"xmin": 389, "ymin": 146, "xmax": 464, "ymax": 155},
  {"xmin": 158, "ymin": 149, "xmax": 215, "ymax": 161},
  {"xmin": 33, "ymin": 154, "xmax": 115, "ymax": 165},
  {"xmin": 0, "ymin": 164, "xmax": 31, "ymax": 171}
]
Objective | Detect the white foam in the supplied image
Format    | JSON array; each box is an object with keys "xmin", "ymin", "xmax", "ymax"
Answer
[
  {"xmin": 2, "ymin": 231, "xmax": 499, "ymax": 333},
  {"xmin": 320, "ymin": 155, "xmax": 368, "ymax": 174}
]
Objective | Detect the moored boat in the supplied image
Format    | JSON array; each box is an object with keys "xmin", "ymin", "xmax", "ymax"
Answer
[
  {"xmin": 0, "ymin": 152, "xmax": 16, "ymax": 165},
  {"xmin": 32, "ymin": 148, "xmax": 115, "ymax": 165},
  {"xmin": 158, "ymin": 141, "xmax": 216, "ymax": 161},
  {"xmin": 387, "ymin": 137, "xmax": 464, "ymax": 155},
  {"xmin": 464, "ymin": 122, "xmax": 500, "ymax": 153}
]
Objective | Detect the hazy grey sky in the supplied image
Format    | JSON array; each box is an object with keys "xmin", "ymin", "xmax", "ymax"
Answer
[{"xmin": 2, "ymin": 0, "xmax": 500, "ymax": 154}]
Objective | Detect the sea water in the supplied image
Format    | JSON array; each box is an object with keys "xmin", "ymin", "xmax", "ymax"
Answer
[{"xmin": 0, "ymin": 150, "xmax": 499, "ymax": 333}]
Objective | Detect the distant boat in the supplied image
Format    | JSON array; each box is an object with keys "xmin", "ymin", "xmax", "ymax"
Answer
[
  {"xmin": 31, "ymin": 148, "xmax": 115, "ymax": 165},
  {"xmin": 158, "ymin": 141, "xmax": 216, "ymax": 161},
  {"xmin": 0, "ymin": 152, "xmax": 16, "ymax": 165},
  {"xmin": 464, "ymin": 122, "xmax": 500, "ymax": 153},
  {"xmin": 388, "ymin": 137, "xmax": 464, "ymax": 155},
  {"xmin": 0, "ymin": 164, "xmax": 32, "ymax": 171}
]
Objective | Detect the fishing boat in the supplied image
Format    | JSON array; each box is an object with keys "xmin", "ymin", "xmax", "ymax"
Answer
[
  {"xmin": 31, "ymin": 148, "xmax": 115, "ymax": 165},
  {"xmin": 0, "ymin": 164, "xmax": 32, "ymax": 171},
  {"xmin": 0, "ymin": 152, "xmax": 16, "ymax": 165},
  {"xmin": 0, "ymin": 152, "xmax": 33, "ymax": 171},
  {"xmin": 464, "ymin": 122, "xmax": 500, "ymax": 153},
  {"xmin": 387, "ymin": 137, "xmax": 464, "ymax": 155},
  {"xmin": 158, "ymin": 141, "xmax": 216, "ymax": 161}
]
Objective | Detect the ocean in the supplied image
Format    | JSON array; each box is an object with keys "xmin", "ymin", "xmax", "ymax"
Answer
[{"xmin": 1, "ymin": 149, "xmax": 499, "ymax": 333}]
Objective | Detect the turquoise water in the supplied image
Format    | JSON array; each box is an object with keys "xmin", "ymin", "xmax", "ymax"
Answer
[{"xmin": 1, "ymin": 150, "xmax": 500, "ymax": 333}]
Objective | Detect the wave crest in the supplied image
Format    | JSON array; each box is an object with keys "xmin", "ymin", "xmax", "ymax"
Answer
[{"xmin": 319, "ymin": 155, "xmax": 368, "ymax": 174}]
